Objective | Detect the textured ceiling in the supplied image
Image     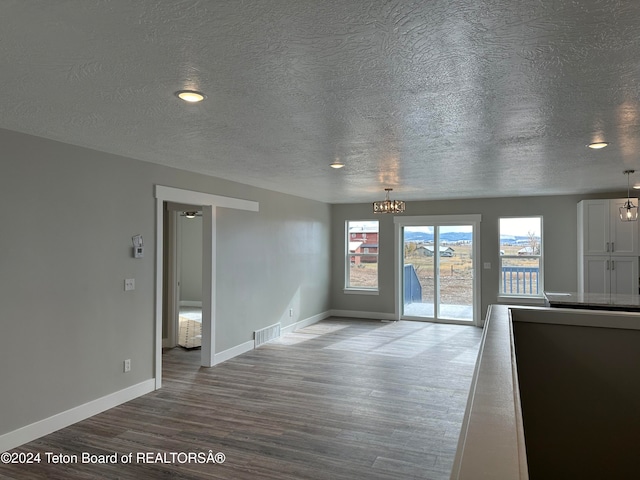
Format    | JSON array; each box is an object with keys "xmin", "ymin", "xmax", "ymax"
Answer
[{"xmin": 2, "ymin": 0, "xmax": 640, "ymax": 203}]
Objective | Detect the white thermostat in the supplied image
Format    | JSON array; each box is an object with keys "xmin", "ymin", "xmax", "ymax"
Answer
[{"xmin": 132, "ymin": 234, "xmax": 144, "ymax": 258}]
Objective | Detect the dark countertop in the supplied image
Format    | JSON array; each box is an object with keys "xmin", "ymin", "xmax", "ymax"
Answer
[{"xmin": 544, "ymin": 291, "xmax": 640, "ymax": 312}]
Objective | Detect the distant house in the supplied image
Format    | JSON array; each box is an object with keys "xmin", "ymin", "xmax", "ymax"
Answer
[
  {"xmin": 517, "ymin": 246, "xmax": 538, "ymax": 255},
  {"xmin": 417, "ymin": 246, "xmax": 455, "ymax": 257},
  {"xmin": 349, "ymin": 225, "xmax": 379, "ymax": 250},
  {"xmin": 349, "ymin": 224, "xmax": 379, "ymax": 264}
]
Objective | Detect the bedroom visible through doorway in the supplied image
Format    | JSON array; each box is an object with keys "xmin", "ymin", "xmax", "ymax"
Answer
[
  {"xmin": 176, "ymin": 209, "xmax": 203, "ymax": 349},
  {"xmin": 163, "ymin": 203, "xmax": 203, "ymax": 352}
]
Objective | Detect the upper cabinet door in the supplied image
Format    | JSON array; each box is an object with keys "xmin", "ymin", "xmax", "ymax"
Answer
[
  {"xmin": 579, "ymin": 199, "xmax": 639, "ymax": 256},
  {"xmin": 580, "ymin": 200, "xmax": 610, "ymax": 255},
  {"xmin": 609, "ymin": 199, "xmax": 639, "ymax": 255}
]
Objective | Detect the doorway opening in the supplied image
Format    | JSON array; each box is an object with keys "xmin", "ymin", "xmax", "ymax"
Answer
[
  {"xmin": 163, "ymin": 203, "xmax": 203, "ymax": 352},
  {"xmin": 154, "ymin": 185, "xmax": 259, "ymax": 389}
]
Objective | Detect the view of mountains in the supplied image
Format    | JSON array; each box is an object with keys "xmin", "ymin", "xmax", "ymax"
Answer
[
  {"xmin": 404, "ymin": 231, "xmax": 538, "ymax": 244},
  {"xmin": 404, "ymin": 231, "xmax": 470, "ymax": 243}
]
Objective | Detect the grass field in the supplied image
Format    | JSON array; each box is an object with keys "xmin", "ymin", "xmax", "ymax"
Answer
[
  {"xmin": 405, "ymin": 244, "xmax": 473, "ymax": 305},
  {"xmin": 349, "ymin": 242, "xmax": 540, "ymax": 301}
]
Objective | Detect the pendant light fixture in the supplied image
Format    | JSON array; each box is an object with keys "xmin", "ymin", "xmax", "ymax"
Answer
[
  {"xmin": 373, "ymin": 188, "xmax": 405, "ymax": 214},
  {"xmin": 620, "ymin": 170, "xmax": 638, "ymax": 222}
]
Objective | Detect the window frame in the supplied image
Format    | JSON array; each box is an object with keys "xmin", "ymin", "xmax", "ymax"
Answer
[
  {"xmin": 345, "ymin": 220, "xmax": 380, "ymax": 294},
  {"xmin": 498, "ymin": 216, "xmax": 544, "ymax": 299}
]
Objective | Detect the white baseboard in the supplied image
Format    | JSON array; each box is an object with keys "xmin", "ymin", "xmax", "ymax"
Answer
[
  {"xmin": 282, "ymin": 310, "xmax": 331, "ymax": 334},
  {"xmin": 0, "ymin": 379, "xmax": 155, "ymax": 453},
  {"xmin": 213, "ymin": 340, "xmax": 254, "ymax": 365},
  {"xmin": 0, "ymin": 311, "xmax": 390, "ymax": 452},
  {"xmin": 329, "ymin": 309, "xmax": 397, "ymax": 321},
  {"xmin": 212, "ymin": 311, "xmax": 331, "ymax": 366}
]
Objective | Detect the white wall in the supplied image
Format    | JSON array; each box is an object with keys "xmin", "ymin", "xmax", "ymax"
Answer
[{"xmin": 0, "ymin": 128, "xmax": 331, "ymax": 439}]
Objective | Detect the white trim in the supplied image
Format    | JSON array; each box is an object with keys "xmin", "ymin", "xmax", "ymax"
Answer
[
  {"xmin": 343, "ymin": 288, "xmax": 379, "ymax": 295},
  {"xmin": 499, "ymin": 215, "xmax": 544, "ymax": 298},
  {"xmin": 201, "ymin": 205, "xmax": 216, "ymax": 367},
  {"xmin": 394, "ymin": 214, "xmax": 482, "ymax": 326},
  {"xmin": 0, "ymin": 380, "xmax": 155, "ymax": 453},
  {"xmin": 211, "ymin": 311, "xmax": 331, "ymax": 365},
  {"xmin": 329, "ymin": 309, "xmax": 397, "ymax": 321},
  {"xmin": 155, "ymin": 198, "xmax": 164, "ymax": 388},
  {"xmin": 154, "ymin": 186, "xmax": 259, "ymax": 385},
  {"xmin": 344, "ymin": 219, "xmax": 380, "ymax": 291},
  {"xmin": 155, "ymin": 185, "xmax": 259, "ymax": 212},
  {"xmin": 282, "ymin": 311, "xmax": 331, "ymax": 334},
  {"xmin": 213, "ymin": 340, "xmax": 255, "ymax": 365}
]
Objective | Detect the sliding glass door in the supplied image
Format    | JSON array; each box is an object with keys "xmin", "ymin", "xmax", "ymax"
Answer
[{"xmin": 396, "ymin": 216, "xmax": 480, "ymax": 324}]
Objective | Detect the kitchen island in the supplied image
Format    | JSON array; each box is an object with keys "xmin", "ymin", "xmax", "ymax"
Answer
[{"xmin": 544, "ymin": 291, "xmax": 640, "ymax": 312}]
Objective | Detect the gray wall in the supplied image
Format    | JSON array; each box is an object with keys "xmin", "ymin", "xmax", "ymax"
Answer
[
  {"xmin": 513, "ymin": 316, "xmax": 640, "ymax": 479},
  {"xmin": 0, "ymin": 128, "xmax": 331, "ymax": 436},
  {"xmin": 330, "ymin": 193, "xmax": 628, "ymax": 320},
  {"xmin": 178, "ymin": 215, "xmax": 203, "ymax": 304}
]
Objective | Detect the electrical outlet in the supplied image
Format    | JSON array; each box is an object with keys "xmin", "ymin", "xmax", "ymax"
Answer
[
  {"xmin": 124, "ymin": 278, "xmax": 135, "ymax": 291},
  {"xmin": 123, "ymin": 359, "xmax": 131, "ymax": 372}
]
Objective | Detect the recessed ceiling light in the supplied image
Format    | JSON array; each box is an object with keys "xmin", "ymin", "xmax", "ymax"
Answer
[
  {"xmin": 175, "ymin": 90, "xmax": 206, "ymax": 103},
  {"xmin": 587, "ymin": 142, "xmax": 609, "ymax": 149},
  {"xmin": 330, "ymin": 160, "xmax": 345, "ymax": 169}
]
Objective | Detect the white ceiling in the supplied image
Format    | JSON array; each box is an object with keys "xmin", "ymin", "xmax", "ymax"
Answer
[{"xmin": 2, "ymin": 1, "xmax": 640, "ymax": 203}]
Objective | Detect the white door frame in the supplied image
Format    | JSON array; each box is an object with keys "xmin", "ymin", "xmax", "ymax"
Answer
[
  {"xmin": 154, "ymin": 185, "xmax": 259, "ymax": 389},
  {"xmin": 167, "ymin": 208, "xmax": 180, "ymax": 347},
  {"xmin": 394, "ymin": 214, "xmax": 482, "ymax": 326}
]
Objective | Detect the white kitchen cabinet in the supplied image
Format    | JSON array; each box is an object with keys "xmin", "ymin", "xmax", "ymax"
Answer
[
  {"xmin": 581, "ymin": 255, "xmax": 638, "ymax": 295},
  {"xmin": 578, "ymin": 199, "xmax": 639, "ymax": 294},
  {"xmin": 578, "ymin": 199, "xmax": 639, "ymax": 255}
]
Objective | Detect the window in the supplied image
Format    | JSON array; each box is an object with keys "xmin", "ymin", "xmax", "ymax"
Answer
[
  {"xmin": 346, "ymin": 220, "xmax": 379, "ymax": 291},
  {"xmin": 499, "ymin": 217, "xmax": 543, "ymax": 296}
]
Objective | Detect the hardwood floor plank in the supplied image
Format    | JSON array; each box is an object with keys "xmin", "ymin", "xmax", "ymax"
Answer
[{"xmin": 1, "ymin": 318, "xmax": 481, "ymax": 480}]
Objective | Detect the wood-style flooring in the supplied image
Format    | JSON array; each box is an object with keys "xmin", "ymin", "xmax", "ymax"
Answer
[{"xmin": 1, "ymin": 318, "xmax": 482, "ymax": 480}]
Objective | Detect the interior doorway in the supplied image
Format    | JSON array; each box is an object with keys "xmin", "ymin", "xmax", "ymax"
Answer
[
  {"xmin": 154, "ymin": 185, "xmax": 259, "ymax": 389},
  {"xmin": 163, "ymin": 203, "xmax": 203, "ymax": 352}
]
